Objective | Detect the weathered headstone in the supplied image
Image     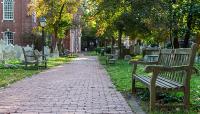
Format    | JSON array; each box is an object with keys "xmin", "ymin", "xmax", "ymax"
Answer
[
  {"xmin": 51, "ymin": 45, "xmax": 59, "ymax": 58},
  {"xmin": 0, "ymin": 47, "xmax": 3, "ymax": 63},
  {"xmin": 3, "ymin": 44, "xmax": 16, "ymax": 60},
  {"xmin": 124, "ymin": 55, "xmax": 132, "ymax": 61},
  {"xmin": 44, "ymin": 46, "xmax": 50, "ymax": 57},
  {"xmin": 0, "ymin": 39, "xmax": 54, "ymax": 64},
  {"xmin": 24, "ymin": 45, "xmax": 33, "ymax": 51},
  {"xmin": 134, "ymin": 44, "xmax": 140, "ymax": 55}
]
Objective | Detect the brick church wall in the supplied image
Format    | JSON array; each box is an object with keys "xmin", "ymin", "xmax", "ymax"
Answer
[{"xmin": 0, "ymin": 0, "xmax": 33, "ymax": 46}]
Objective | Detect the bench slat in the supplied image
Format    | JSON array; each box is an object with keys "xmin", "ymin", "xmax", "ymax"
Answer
[
  {"xmin": 136, "ymin": 76, "xmax": 169, "ymax": 88},
  {"xmin": 157, "ymin": 77, "xmax": 181, "ymax": 89},
  {"xmin": 135, "ymin": 75, "xmax": 183, "ymax": 90},
  {"xmin": 158, "ymin": 76, "xmax": 183, "ymax": 87},
  {"xmin": 134, "ymin": 75, "xmax": 150, "ymax": 87}
]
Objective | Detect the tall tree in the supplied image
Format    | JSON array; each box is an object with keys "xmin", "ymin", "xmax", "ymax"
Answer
[
  {"xmin": 84, "ymin": 0, "xmax": 200, "ymax": 52},
  {"xmin": 28, "ymin": 0, "xmax": 81, "ymax": 52},
  {"xmin": 169, "ymin": 0, "xmax": 200, "ymax": 48}
]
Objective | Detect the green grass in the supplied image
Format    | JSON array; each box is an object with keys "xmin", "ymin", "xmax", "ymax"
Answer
[
  {"xmin": 98, "ymin": 55, "xmax": 200, "ymax": 113},
  {"xmin": 84, "ymin": 51, "xmax": 98, "ymax": 56},
  {"xmin": 99, "ymin": 55, "xmax": 132, "ymax": 92},
  {"xmin": 47, "ymin": 57, "xmax": 72, "ymax": 67},
  {"xmin": 0, "ymin": 57, "xmax": 72, "ymax": 88}
]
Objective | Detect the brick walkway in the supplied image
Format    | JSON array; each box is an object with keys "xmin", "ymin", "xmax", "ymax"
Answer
[{"xmin": 0, "ymin": 56, "xmax": 133, "ymax": 114}]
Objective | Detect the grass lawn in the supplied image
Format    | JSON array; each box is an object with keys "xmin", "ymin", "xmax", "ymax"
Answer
[
  {"xmin": 84, "ymin": 51, "xmax": 98, "ymax": 56},
  {"xmin": 99, "ymin": 55, "xmax": 132, "ymax": 92},
  {"xmin": 0, "ymin": 57, "xmax": 72, "ymax": 88},
  {"xmin": 98, "ymin": 55, "xmax": 200, "ymax": 113}
]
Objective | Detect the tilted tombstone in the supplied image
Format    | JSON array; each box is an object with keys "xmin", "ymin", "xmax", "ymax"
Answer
[
  {"xmin": 44, "ymin": 46, "xmax": 50, "ymax": 58},
  {"xmin": 0, "ymin": 46, "xmax": 3, "ymax": 63},
  {"xmin": 24, "ymin": 45, "xmax": 33, "ymax": 51},
  {"xmin": 0, "ymin": 40, "xmax": 8, "ymax": 62},
  {"xmin": 3, "ymin": 44, "xmax": 16, "ymax": 60},
  {"xmin": 124, "ymin": 55, "xmax": 132, "ymax": 61},
  {"xmin": 14, "ymin": 45, "xmax": 23, "ymax": 59},
  {"xmin": 51, "ymin": 45, "xmax": 59, "ymax": 58},
  {"xmin": 134, "ymin": 44, "xmax": 140, "ymax": 55}
]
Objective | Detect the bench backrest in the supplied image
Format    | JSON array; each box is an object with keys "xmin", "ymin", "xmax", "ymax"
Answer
[
  {"xmin": 22, "ymin": 48, "xmax": 36, "ymax": 62},
  {"xmin": 157, "ymin": 43, "xmax": 197, "ymax": 84},
  {"xmin": 34, "ymin": 50, "xmax": 43, "ymax": 61}
]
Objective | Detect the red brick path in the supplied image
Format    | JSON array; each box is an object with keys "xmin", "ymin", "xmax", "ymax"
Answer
[{"xmin": 0, "ymin": 56, "xmax": 133, "ymax": 114}]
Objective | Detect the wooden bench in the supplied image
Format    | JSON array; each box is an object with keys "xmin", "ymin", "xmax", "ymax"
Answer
[
  {"xmin": 22, "ymin": 48, "xmax": 47, "ymax": 69},
  {"xmin": 105, "ymin": 54, "xmax": 118, "ymax": 64},
  {"xmin": 34, "ymin": 50, "xmax": 47, "ymax": 68},
  {"xmin": 131, "ymin": 43, "xmax": 197, "ymax": 111}
]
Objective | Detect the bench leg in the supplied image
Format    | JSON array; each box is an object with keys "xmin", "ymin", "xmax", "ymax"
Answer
[
  {"xmin": 132, "ymin": 77, "xmax": 136, "ymax": 94},
  {"xmin": 25, "ymin": 63, "xmax": 28, "ymax": 70},
  {"xmin": 184, "ymin": 87, "xmax": 190, "ymax": 110},
  {"xmin": 150, "ymin": 87, "xmax": 156, "ymax": 111},
  {"xmin": 35, "ymin": 63, "xmax": 39, "ymax": 69},
  {"xmin": 45, "ymin": 61, "xmax": 47, "ymax": 68}
]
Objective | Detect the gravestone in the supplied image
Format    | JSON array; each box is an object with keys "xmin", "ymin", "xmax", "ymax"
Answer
[
  {"xmin": 124, "ymin": 55, "xmax": 132, "ymax": 61},
  {"xmin": 51, "ymin": 45, "xmax": 59, "ymax": 58},
  {"xmin": 24, "ymin": 45, "xmax": 33, "ymax": 51},
  {"xmin": 14, "ymin": 45, "xmax": 23, "ymax": 59},
  {"xmin": 0, "ymin": 39, "xmax": 54, "ymax": 64},
  {"xmin": 0, "ymin": 40, "xmax": 8, "ymax": 63},
  {"xmin": 13, "ymin": 45, "xmax": 25, "ymax": 62},
  {"xmin": 3, "ymin": 44, "xmax": 16, "ymax": 60},
  {"xmin": 0, "ymin": 47, "xmax": 3, "ymax": 63},
  {"xmin": 134, "ymin": 44, "xmax": 140, "ymax": 55},
  {"xmin": 44, "ymin": 46, "xmax": 50, "ymax": 57}
]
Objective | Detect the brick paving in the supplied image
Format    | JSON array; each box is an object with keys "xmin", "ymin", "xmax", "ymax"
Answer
[{"xmin": 0, "ymin": 56, "xmax": 133, "ymax": 114}]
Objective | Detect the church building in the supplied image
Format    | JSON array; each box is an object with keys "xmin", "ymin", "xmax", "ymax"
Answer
[{"xmin": 0, "ymin": 0, "xmax": 82, "ymax": 53}]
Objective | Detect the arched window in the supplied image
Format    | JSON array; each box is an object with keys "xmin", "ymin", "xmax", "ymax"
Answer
[
  {"xmin": 4, "ymin": 31, "xmax": 14, "ymax": 44},
  {"xmin": 3, "ymin": 0, "xmax": 14, "ymax": 20}
]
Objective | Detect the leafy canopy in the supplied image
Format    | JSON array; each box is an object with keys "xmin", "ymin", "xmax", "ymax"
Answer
[{"xmin": 28, "ymin": 0, "xmax": 81, "ymax": 39}]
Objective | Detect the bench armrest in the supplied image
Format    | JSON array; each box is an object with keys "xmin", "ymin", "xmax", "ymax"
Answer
[
  {"xmin": 36, "ymin": 55, "xmax": 48, "ymax": 60},
  {"xmin": 131, "ymin": 60, "xmax": 158, "ymax": 75},
  {"xmin": 145, "ymin": 65, "xmax": 195, "ymax": 73},
  {"xmin": 144, "ymin": 65, "xmax": 197, "ymax": 87},
  {"xmin": 38, "ymin": 54, "xmax": 48, "ymax": 57}
]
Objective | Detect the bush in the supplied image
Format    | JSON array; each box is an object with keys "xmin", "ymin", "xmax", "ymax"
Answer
[
  {"xmin": 105, "ymin": 47, "xmax": 111, "ymax": 54},
  {"xmin": 95, "ymin": 47, "xmax": 102, "ymax": 54}
]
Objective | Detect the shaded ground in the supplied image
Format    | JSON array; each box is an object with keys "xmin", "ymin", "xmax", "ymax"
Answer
[
  {"xmin": 97, "ymin": 54, "xmax": 200, "ymax": 113},
  {"xmin": 0, "ymin": 55, "xmax": 132, "ymax": 114}
]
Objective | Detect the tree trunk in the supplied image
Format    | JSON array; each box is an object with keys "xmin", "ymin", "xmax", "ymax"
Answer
[
  {"xmin": 173, "ymin": 25, "xmax": 179, "ymax": 48},
  {"xmin": 57, "ymin": 39, "xmax": 63, "ymax": 55},
  {"xmin": 173, "ymin": 37, "xmax": 179, "ymax": 48},
  {"xmin": 118, "ymin": 29, "xmax": 122, "ymax": 58},
  {"xmin": 184, "ymin": 1, "xmax": 193, "ymax": 48},
  {"xmin": 51, "ymin": 27, "xmax": 58, "ymax": 53},
  {"xmin": 172, "ymin": 5, "xmax": 179, "ymax": 49},
  {"xmin": 50, "ymin": 3, "xmax": 66, "ymax": 53},
  {"xmin": 111, "ymin": 36, "xmax": 115, "ymax": 54}
]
